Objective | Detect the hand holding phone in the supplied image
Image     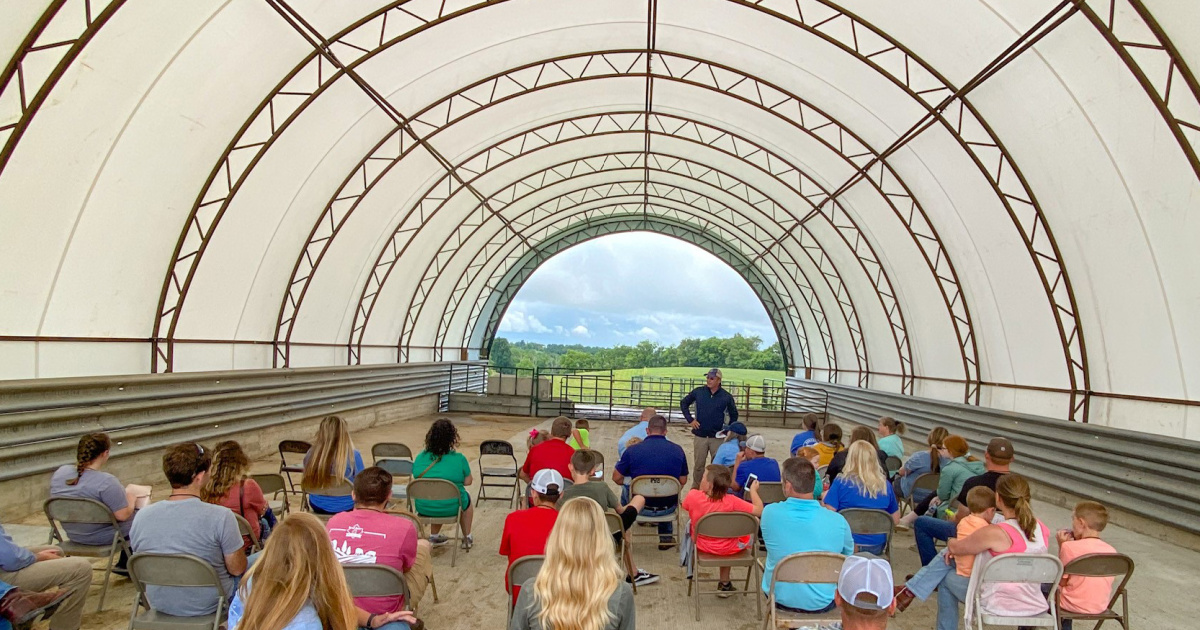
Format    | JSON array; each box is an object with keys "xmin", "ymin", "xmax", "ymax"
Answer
[{"xmin": 746, "ymin": 472, "xmax": 758, "ymax": 490}]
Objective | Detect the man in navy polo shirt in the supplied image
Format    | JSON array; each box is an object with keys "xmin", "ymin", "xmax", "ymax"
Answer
[
  {"xmin": 613, "ymin": 414, "xmax": 688, "ymax": 549},
  {"xmin": 731, "ymin": 434, "xmax": 781, "ymax": 498},
  {"xmin": 681, "ymin": 368, "xmax": 739, "ymax": 488}
]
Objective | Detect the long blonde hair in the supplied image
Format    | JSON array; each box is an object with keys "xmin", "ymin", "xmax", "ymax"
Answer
[
  {"xmin": 301, "ymin": 416, "xmax": 355, "ymax": 488},
  {"xmin": 531, "ymin": 498, "xmax": 625, "ymax": 630},
  {"xmin": 200, "ymin": 442, "xmax": 250, "ymax": 503},
  {"xmin": 237, "ymin": 513, "xmax": 356, "ymax": 630},
  {"xmin": 842, "ymin": 440, "xmax": 887, "ymax": 498}
]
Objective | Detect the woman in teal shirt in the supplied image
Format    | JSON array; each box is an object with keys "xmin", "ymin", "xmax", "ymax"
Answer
[{"xmin": 412, "ymin": 418, "xmax": 474, "ymax": 548}]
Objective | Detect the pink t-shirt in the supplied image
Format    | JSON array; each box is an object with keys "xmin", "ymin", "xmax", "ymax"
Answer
[
  {"xmin": 326, "ymin": 509, "xmax": 418, "ymax": 614},
  {"xmin": 1058, "ymin": 537, "xmax": 1117, "ymax": 614},
  {"xmin": 681, "ymin": 489, "xmax": 755, "ymax": 555}
]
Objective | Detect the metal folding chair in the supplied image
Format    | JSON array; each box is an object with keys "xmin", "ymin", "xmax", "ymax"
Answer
[
  {"xmin": 126, "ymin": 553, "xmax": 226, "ymax": 630},
  {"xmin": 689, "ymin": 511, "xmax": 761, "ymax": 621},
  {"xmin": 900, "ymin": 472, "xmax": 939, "ymax": 516},
  {"xmin": 756, "ymin": 482, "xmax": 785, "ymax": 505},
  {"xmin": 45, "ymin": 496, "xmax": 131, "ymax": 611},
  {"xmin": 761, "ymin": 552, "xmax": 845, "ymax": 630},
  {"xmin": 885, "ymin": 456, "xmax": 903, "ymax": 478},
  {"xmin": 407, "ymin": 478, "xmax": 466, "ymax": 567},
  {"xmin": 377, "ymin": 457, "xmax": 414, "ymax": 501},
  {"xmin": 343, "ymin": 564, "xmax": 412, "ymax": 611},
  {"xmin": 969, "ymin": 553, "xmax": 1063, "ymax": 629},
  {"xmin": 605, "ymin": 511, "xmax": 637, "ymax": 594},
  {"xmin": 250, "ymin": 472, "xmax": 290, "ymax": 517},
  {"xmin": 839, "ymin": 508, "xmax": 895, "ymax": 560},
  {"xmin": 301, "ymin": 480, "xmax": 353, "ymax": 522},
  {"xmin": 233, "ymin": 513, "xmax": 261, "ymax": 553},
  {"xmin": 629, "ymin": 475, "xmax": 683, "ymax": 548},
  {"xmin": 505, "ymin": 555, "xmax": 545, "ymax": 623},
  {"xmin": 372, "ymin": 442, "xmax": 413, "ymax": 463},
  {"xmin": 1056, "ymin": 553, "xmax": 1134, "ymax": 630},
  {"xmin": 383, "ymin": 508, "xmax": 438, "ymax": 603},
  {"xmin": 278, "ymin": 440, "xmax": 310, "ymax": 494},
  {"xmin": 477, "ymin": 440, "xmax": 520, "ymax": 508}
]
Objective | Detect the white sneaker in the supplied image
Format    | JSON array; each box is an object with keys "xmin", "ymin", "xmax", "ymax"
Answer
[
  {"xmin": 461, "ymin": 534, "xmax": 474, "ymax": 550},
  {"xmin": 429, "ymin": 534, "xmax": 449, "ymax": 546},
  {"xmin": 632, "ymin": 570, "xmax": 659, "ymax": 586}
]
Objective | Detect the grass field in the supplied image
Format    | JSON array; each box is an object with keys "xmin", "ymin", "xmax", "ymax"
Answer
[{"xmin": 589, "ymin": 366, "xmax": 786, "ymax": 387}]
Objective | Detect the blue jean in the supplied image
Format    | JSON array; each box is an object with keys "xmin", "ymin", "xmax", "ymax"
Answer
[
  {"xmin": 362, "ymin": 623, "xmax": 411, "ymax": 630},
  {"xmin": 906, "ymin": 550, "xmax": 955, "ymax": 600},
  {"xmin": 915, "ymin": 515, "xmax": 957, "ymax": 566},
  {"xmin": 936, "ymin": 571, "xmax": 970, "ymax": 630},
  {"xmin": 622, "ymin": 486, "xmax": 675, "ymax": 539}
]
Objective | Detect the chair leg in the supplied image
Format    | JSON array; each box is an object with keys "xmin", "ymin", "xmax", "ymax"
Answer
[
  {"xmin": 97, "ymin": 547, "xmax": 117, "ymax": 611},
  {"xmin": 694, "ymin": 567, "xmax": 701, "ymax": 621},
  {"xmin": 430, "ymin": 572, "xmax": 439, "ymax": 602}
]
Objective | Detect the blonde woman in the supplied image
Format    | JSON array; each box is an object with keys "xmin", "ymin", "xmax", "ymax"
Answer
[
  {"xmin": 510, "ymin": 498, "xmax": 635, "ymax": 630},
  {"xmin": 201, "ymin": 441, "xmax": 271, "ymax": 550},
  {"xmin": 822, "ymin": 440, "xmax": 899, "ymax": 554},
  {"xmin": 301, "ymin": 416, "xmax": 364, "ymax": 514},
  {"xmin": 228, "ymin": 513, "xmax": 417, "ymax": 630}
]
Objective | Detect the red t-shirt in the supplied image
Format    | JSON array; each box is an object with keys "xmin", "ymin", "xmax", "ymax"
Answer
[
  {"xmin": 681, "ymin": 489, "xmax": 755, "ymax": 555},
  {"xmin": 521, "ymin": 439, "xmax": 575, "ymax": 479},
  {"xmin": 327, "ymin": 509, "xmax": 418, "ymax": 614},
  {"xmin": 217, "ymin": 479, "xmax": 268, "ymax": 538},
  {"xmin": 500, "ymin": 506, "xmax": 558, "ymax": 604}
]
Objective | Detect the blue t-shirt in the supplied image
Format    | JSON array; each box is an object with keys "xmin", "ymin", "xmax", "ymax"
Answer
[
  {"xmin": 305, "ymin": 450, "xmax": 364, "ymax": 513},
  {"xmin": 761, "ymin": 498, "xmax": 854, "ymax": 610},
  {"xmin": 228, "ymin": 580, "xmax": 323, "ymax": 630},
  {"xmin": 823, "ymin": 476, "xmax": 899, "ymax": 549},
  {"xmin": 735, "ymin": 457, "xmax": 781, "ymax": 497},
  {"xmin": 789, "ymin": 431, "xmax": 817, "ymax": 456},
  {"xmin": 878, "ymin": 434, "xmax": 905, "ymax": 460},
  {"xmin": 615, "ymin": 435, "xmax": 688, "ymax": 509},
  {"xmin": 713, "ymin": 441, "xmax": 740, "ymax": 467},
  {"xmin": 617, "ymin": 422, "xmax": 649, "ymax": 457}
]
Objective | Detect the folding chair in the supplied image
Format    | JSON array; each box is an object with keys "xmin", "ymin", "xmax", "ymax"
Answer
[
  {"xmin": 407, "ymin": 478, "xmax": 466, "ymax": 567},
  {"xmin": 377, "ymin": 457, "xmax": 414, "ymax": 501},
  {"xmin": 816, "ymin": 465, "xmax": 829, "ymax": 479},
  {"xmin": 885, "ymin": 456, "xmax": 903, "ymax": 478},
  {"xmin": 584, "ymin": 449, "xmax": 606, "ymax": 473},
  {"xmin": 1056, "ymin": 553, "xmax": 1134, "ymax": 630},
  {"xmin": 383, "ymin": 508, "xmax": 439, "ymax": 604},
  {"xmin": 301, "ymin": 480, "xmax": 353, "ymax": 522},
  {"xmin": 233, "ymin": 513, "xmax": 262, "ymax": 553},
  {"xmin": 44, "ymin": 496, "xmax": 131, "ymax": 611},
  {"xmin": 761, "ymin": 552, "xmax": 845, "ymax": 630},
  {"xmin": 900, "ymin": 472, "xmax": 939, "ymax": 516},
  {"xmin": 688, "ymin": 512, "xmax": 761, "ymax": 621},
  {"xmin": 372, "ymin": 442, "xmax": 413, "ymax": 463},
  {"xmin": 127, "ymin": 553, "xmax": 226, "ymax": 630},
  {"xmin": 629, "ymin": 475, "xmax": 683, "ymax": 548},
  {"xmin": 278, "ymin": 440, "xmax": 310, "ymax": 495},
  {"xmin": 250, "ymin": 472, "xmax": 290, "ymax": 517},
  {"xmin": 967, "ymin": 553, "xmax": 1063, "ymax": 629},
  {"xmin": 343, "ymin": 564, "xmax": 412, "ymax": 611},
  {"xmin": 756, "ymin": 482, "xmax": 785, "ymax": 505},
  {"xmin": 477, "ymin": 440, "xmax": 520, "ymax": 508},
  {"xmin": 505, "ymin": 555, "xmax": 545, "ymax": 623},
  {"xmin": 605, "ymin": 511, "xmax": 637, "ymax": 594},
  {"xmin": 839, "ymin": 508, "xmax": 894, "ymax": 561}
]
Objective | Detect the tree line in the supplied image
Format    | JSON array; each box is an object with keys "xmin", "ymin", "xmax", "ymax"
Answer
[{"xmin": 488, "ymin": 334, "xmax": 785, "ymax": 371}]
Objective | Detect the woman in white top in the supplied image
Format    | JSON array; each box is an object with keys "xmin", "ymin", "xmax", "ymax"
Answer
[{"xmin": 936, "ymin": 473, "xmax": 1050, "ymax": 630}]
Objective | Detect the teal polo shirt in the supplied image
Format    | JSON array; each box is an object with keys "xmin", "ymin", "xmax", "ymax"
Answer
[{"xmin": 760, "ymin": 497, "xmax": 854, "ymax": 610}]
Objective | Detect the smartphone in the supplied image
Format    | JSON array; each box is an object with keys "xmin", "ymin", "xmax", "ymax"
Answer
[
  {"xmin": 746, "ymin": 472, "xmax": 758, "ymax": 487},
  {"xmin": 592, "ymin": 464, "xmax": 604, "ymax": 479}
]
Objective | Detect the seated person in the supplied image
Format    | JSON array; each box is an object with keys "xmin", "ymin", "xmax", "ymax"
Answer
[
  {"xmin": 230, "ymin": 512, "xmax": 417, "ymax": 630},
  {"xmin": 794, "ymin": 447, "xmax": 824, "ymax": 500},
  {"xmin": 302, "ymin": 415, "xmax": 365, "ymax": 515},
  {"xmin": 822, "ymin": 441, "xmax": 900, "ymax": 555},
  {"xmin": 501, "ymin": 469, "xmax": 562, "ymax": 606},
  {"xmin": 0, "ymin": 527, "xmax": 91, "ymax": 630},
  {"xmin": 201, "ymin": 441, "xmax": 270, "ymax": 552},
  {"xmin": 828, "ymin": 555, "xmax": 898, "ymax": 630},
  {"xmin": 761, "ymin": 457, "xmax": 853, "ymax": 613},
  {"xmin": 712, "ymin": 422, "xmax": 747, "ymax": 467},
  {"xmin": 1056, "ymin": 501, "xmax": 1118, "ymax": 630},
  {"xmin": 131, "ymin": 443, "xmax": 247, "ymax": 618},
  {"xmin": 894, "ymin": 486, "xmax": 996, "ymax": 611},
  {"xmin": 731, "ymin": 435, "xmax": 780, "ymax": 498},
  {"xmin": 0, "ymin": 581, "xmax": 69, "ymax": 630},
  {"xmin": 789, "ymin": 413, "xmax": 821, "ymax": 456},
  {"xmin": 617, "ymin": 408, "xmax": 656, "ymax": 457},
  {"xmin": 894, "ymin": 427, "xmax": 950, "ymax": 522},
  {"xmin": 681, "ymin": 465, "xmax": 763, "ymax": 595},
  {"xmin": 411, "ymin": 419, "xmax": 474, "ymax": 548},
  {"xmin": 913, "ymin": 437, "xmax": 1014, "ymax": 567},
  {"xmin": 613, "ymin": 414, "xmax": 688, "ymax": 549},
  {"xmin": 326, "ymin": 467, "xmax": 432, "ymax": 620},
  {"xmin": 814, "ymin": 423, "xmax": 844, "ymax": 468},
  {"xmin": 927, "ymin": 435, "xmax": 985, "ymax": 518},
  {"xmin": 566, "ymin": 419, "xmax": 591, "ymax": 450},
  {"xmin": 49, "ymin": 432, "xmax": 137, "ymax": 573},
  {"xmin": 521, "ymin": 417, "xmax": 576, "ymax": 483},
  {"xmin": 824, "ymin": 427, "xmax": 889, "ymax": 484},
  {"xmin": 561, "ymin": 451, "xmax": 658, "ymax": 587},
  {"xmin": 876, "ymin": 417, "xmax": 906, "ymax": 460}
]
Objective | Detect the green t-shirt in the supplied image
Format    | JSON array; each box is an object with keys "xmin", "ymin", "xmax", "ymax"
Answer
[
  {"xmin": 566, "ymin": 428, "xmax": 591, "ymax": 450},
  {"xmin": 878, "ymin": 434, "xmax": 905, "ymax": 460},
  {"xmin": 561, "ymin": 480, "xmax": 619, "ymax": 511},
  {"xmin": 411, "ymin": 450, "xmax": 471, "ymax": 518}
]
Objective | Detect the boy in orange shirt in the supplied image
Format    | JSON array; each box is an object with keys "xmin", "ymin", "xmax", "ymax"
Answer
[
  {"xmin": 1056, "ymin": 501, "xmax": 1118, "ymax": 630},
  {"xmin": 893, "ymin": 486, "xmax": 996, "ymax": 611}
]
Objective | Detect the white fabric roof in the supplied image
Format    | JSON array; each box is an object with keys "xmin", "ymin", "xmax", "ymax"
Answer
[{"xmin": 1, "ymin": 0, "xmax": 1199, "ymax": 436}]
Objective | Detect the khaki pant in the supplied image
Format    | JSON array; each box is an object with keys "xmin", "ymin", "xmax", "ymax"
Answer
[
  {"xmin": 0, "ymin": 545, "xmax": 93, "ymax": 630},
  {"xmin": 404, "ymin": 539, "xmax": 433, "ymax": 608},
  {"xmin": 691, "ymin": 437, "xmax": 724, "ymax": 489}
]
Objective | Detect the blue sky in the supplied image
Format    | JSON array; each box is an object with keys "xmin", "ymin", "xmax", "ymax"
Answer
[{"xmin": 497, "ymin": 232, "xmax": 778, "ymax": 347}]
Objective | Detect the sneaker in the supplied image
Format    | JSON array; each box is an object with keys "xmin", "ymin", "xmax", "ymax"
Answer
[
  {"xmin": 429, "ymin": 534, "xmax": 449, "ymax": 546},
  {"xmin": 461, "ymin": 534, "xmax": 474, "ymax": 550},
  {"xmin": 632, "ymin": 570, "xmax": 660, "ymax": 586},
  {"xmin": 717, "ymin": 581, "xmax": 735, "ymax": 598}
]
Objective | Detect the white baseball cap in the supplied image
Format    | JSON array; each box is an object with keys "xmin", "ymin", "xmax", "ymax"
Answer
[
  {"xmin": 530, "ymin": 469, "xmax": 564, "ymax": 496},
  {"xmin": 838, "ymin": 555, "xmax": 894, "ymax": 610},
  {"xmin": 745, "ymin": 434, "xmax": 767, "ymax": 453}
]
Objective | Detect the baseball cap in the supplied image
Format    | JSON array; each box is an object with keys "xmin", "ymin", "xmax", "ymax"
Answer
[
  {"xmin": 745, "ymin": 434, "xmax": 767, "ymax": 453},
  {"xmin": 838, "ymin": 555, "xmax": 894, "ymax": 610},
  {"xmin": 715, "ymin": 422, "xmax": 748, "ymax": 439},
  {"xmin": 704, "ymin": 368, "xmax": 722, "ymax": 379},
  {"xmin": 530, "ymin": 469, "xmax": 564, "ymax": 496},
  {"xmin": 987, "ymin": 437, "xmax": 1014, "ymax": 463}
]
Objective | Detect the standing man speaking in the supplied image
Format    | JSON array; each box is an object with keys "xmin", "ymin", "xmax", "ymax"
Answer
[{"xmin": 681, "ymin": 368, "xmax": 739, "ymax": 488}]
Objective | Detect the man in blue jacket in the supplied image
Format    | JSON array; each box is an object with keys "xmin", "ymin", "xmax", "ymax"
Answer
[{"xmin": 680, "ymin": 368, "xmax": 738, "ymax": 489}]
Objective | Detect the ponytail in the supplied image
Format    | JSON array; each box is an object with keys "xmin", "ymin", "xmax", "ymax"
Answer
[
  {"xmin": 67, "ymin": 433, "xmax": 111, "ymax": 486},
  {"xmin": 927, "ymin": 427, "xmax": 949, "ymax": 474},
  {"xmin": 880, "ymin": 416, "xmax": 906, "ymax": 436},
  {"xmin": 823, "ymin": 423, "xmax": 844, "ymax": 451},
  {"xmin": 996, "ymin": 474, "xmax": 1037, "ymax": 540}
]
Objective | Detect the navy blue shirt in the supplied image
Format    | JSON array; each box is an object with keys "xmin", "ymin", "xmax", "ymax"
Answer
[
  {"xmin": 681, "ymin": 386, "xmax": 738, "ymax": 437},
  {"xmin": 615, "ymin": 435, "xmax": 688, "ymax": 509},
  {"xmin": 734, "ymin": 457, "xmax": 781, "ymax": 498}
]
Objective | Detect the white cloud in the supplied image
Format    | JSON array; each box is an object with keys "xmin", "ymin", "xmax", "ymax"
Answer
[
  {"xmin": 498, "ymin": 310, "xmax": 550, "ymax": 333},
  {"xmin": 571, "ymin": 325, "xmax": 590, "ymax": 336},
  {"xmin": 636, "ymin": 326, "xmax": 658, "ymax": 338}
]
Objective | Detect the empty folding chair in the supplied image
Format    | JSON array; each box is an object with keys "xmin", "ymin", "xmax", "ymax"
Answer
[
  {"xmin": 1056, "ymin": 553, "xmax": 1134, "ymax": 630},
  {"xmin": 476, "ymin": 440, "xmax": 520, "ymax": 508},
  {"xmin": 688, "ymin": 511, "xmax": 761, "ymax": 621},
  {"xmin": 377, "ymin": 457, "xmax": 415, "ymax": 501},
  {"xmin": 127, "ymin": 552, "xmax": 226, "ymax": 630},
  {"xmin": 967, "ymin": 553, "xmax": 1063, "ymax": 630},
  {"xmin": 45, "ymin": 496, "xmax": 132, "ymax": 611},
  {"xmin": 506, "ymin": 555, "xmax": 545, "ymax": 623},
  {"xmin": 839, "ymin": 508, "xmax": 895, "ymax": 561},
  {"xmin": 372, "ymin": 442, "xmax": 413, "ymax": 464},
  {"xmin": 761, "ymin": 551, "xmax": 845, "ymax": 630},
  {"xmin": 407, "ymin": 478, "xmax": 466, "ymax": 567},
  {"xmin": 278, "ymin": 440, "xmax": 310, "ymax": 495},
  {"xmin": 343, "ymin": 564, "xmax": 412, "ymax": 612},
  {"xmin": 233, "ymin": 513, "xmax": 261, "ymax": 553},
  {"xmin": 250, "ymin": 472, "xmax": 290, "ymax": 518},
  {"xmin": 629, "ymin": 475, "xmax": 683, "ymax": 548}
]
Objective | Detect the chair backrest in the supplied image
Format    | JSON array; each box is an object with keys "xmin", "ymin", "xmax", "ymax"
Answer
[
  {"xmin": 372, "ymin": 442, "xmax": 413, "ymax": 462},
  {"xmin": 816, "ymin": 465, "xmax": 829, "ymax": 478},
  {"xmin": 604, "ymin": 511, "xmax": 623, "ymax": 536},
  {"xmin": 406, "ymin": 478, "xmax": 462, "ymax": 502},
  {"xmin": 44, "ymin": 497, "xmax": 119, "ymax": 527},
  {"xmin": 506, "ymin": 555, "xmax": 545, "ymax": 595},
  {"xmin": 979, "ymin": 553, "xmax": 1063, "ymax": 585},
  {"xmin": 250, "ymin": 473, "xmax": 287, "ymax": 497},
  {"xmin": 840, "ymin": 508, "xmax": 894, "ymax": 536},
  {"xmin": 772, "ymin": 552, "xmax": 846, "ymax": 585},
  {"xmin": 302, "ymin": 480, "xmax": 353, "ymax": 497},
  {"xmin": 694, "ymin": 511, "xmax": 759, "ymax": 542},
  {"xmin": 479, "ymin": 440, "xmax": 516, "ymax": 457},
  {"xmin": 911, "ymin": 472, "xmax": 940, "ymax": 493},
  {"xmin": 385, "ymin": 509, "xmax": 427, "ymax": 538},
  {"xmin": 129, "ymin": 552, "xmax": 225, "ymax": 594},
  {"xmin": 233, "ymin": 513, "xmax": 260, "ymax": 550},
  {"xmin": 1061, "ymin": 553, "xmax": 1134, "ymax": 611},
  {"xmin": 630, "ymin": 475, "xmax": 682, "ymax": 498},
  {"xmin": 583, "ymin": 449, "xmax": 605, "ymax": 469},
  {"xmin": 343, "ymin": 564, "xmax": 410, "ymax": 602},
  {"xmin": 756, "ymin": 481, "xmax": 785, "ymax": 504},
  {"xmin": 376, "ymin": 457, "xmax": 415, "ymax": 477},
  {"xmin": 279, "ymin": 440, "xmax": 311, "ymax": 456},
  {"xmin": 885, "ymin": 456, "xmax": 903, "ymax": 474}
]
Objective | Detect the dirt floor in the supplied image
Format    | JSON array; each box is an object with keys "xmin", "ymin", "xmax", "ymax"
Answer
[{"xmin": 7, "ymin": 411, "xmax": 1199, "ymax": 629}]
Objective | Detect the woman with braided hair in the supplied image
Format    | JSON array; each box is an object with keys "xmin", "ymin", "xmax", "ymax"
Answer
[{"xmin": 49, "ymin": 433, "xmax": 139, "ymax": 571}]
